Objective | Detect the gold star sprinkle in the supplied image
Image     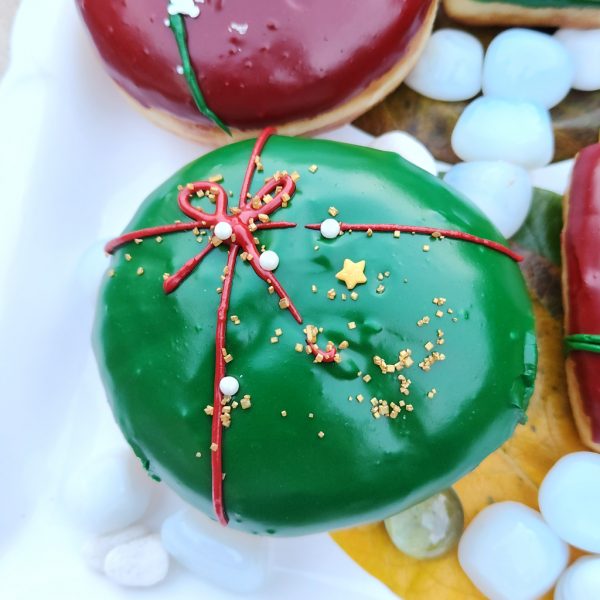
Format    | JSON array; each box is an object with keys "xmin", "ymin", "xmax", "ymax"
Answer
[{"xmin": 336, "ymin": 259, "xmax": 367, "ymax": 290}]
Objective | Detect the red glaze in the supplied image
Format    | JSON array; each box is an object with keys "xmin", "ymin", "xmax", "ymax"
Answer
[
  {"xmin": 305, "ymin": 223, "xmax": 523, "ymax": 262},
  {"xmin": 564, "ymin": 143, "xmax": 600, "ymax": 443},
  {"xmin": 75, "ymin": 0, "xmax": 434, "ymax": 129}
]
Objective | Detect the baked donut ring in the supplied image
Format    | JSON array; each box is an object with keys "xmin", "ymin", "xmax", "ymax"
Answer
[
  {"xmin": 95, "ymin": 131, "xmax": 537, "ymax": 534},
  {"xmin": 75, "ymin": 0, "xmax": 438, "ymax": 145},
  {"xmin": 443, "ymin": 0, "xmax": 600, "ymax": 28},
  {"xmin": 562, "ymin": 143, "xmax": 600, "ymax": 453}
]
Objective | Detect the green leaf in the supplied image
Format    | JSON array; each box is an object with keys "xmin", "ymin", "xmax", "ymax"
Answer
[{"xmin": 512, "ymin": 188, "xmax": 563, "ymax": 267}]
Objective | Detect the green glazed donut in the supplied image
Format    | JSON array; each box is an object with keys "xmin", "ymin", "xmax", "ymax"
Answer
[{"xmin": 94, "ymin": 131, "xmax": 537, "ymax": 536}]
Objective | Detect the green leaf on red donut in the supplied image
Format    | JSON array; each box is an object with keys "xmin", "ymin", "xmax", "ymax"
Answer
[{"xmin": 95, "ymin": 134, "xmax": 537, "ymax": 535}]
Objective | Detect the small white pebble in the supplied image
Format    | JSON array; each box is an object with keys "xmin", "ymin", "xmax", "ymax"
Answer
[
  {"xmin": 444, "ymin": 161, "xmax": 532, "ymax": 238},
  {"xmin": 451, "ymin": 97, "xmax": 554, "ymax": 169},
  {"xmin": 82, "ymin": 525, "xmax": 149, "ymax": 572},
  {"xmin": 370, "ymin": 131, "xmax": 438, "ymax": 176},
  {"xmin": 539, "ymin": 451, "xmax": 600, "ymax": 553},
  {"xmin": 406, "ymin": 29, "xmax": 484, "ymax": 102},
  {"xmin": 554, "ymin": 555, "xmax": 600, "ymax": 600},
  {"xmin": 259, "ymin": 250, "xmax": 279, "ymax": 271},
  {"xmin": 554, "ymin": 29, "xmax": 600, "ymax": 92},
  {"xmin": 161, "ymin": 509, "xmax": 268, "ymax": 593},
  {"xmin": 219, "ymin": 376, "xmax": 239, "ymax": 396},
  {"xmin": 483, "ymin": 28, "xmax": 573, "ymax": 109},
  {"xmin": 320, "ymin": 218, "xmax": 341, "ymax": 239},
  {"xmin": 63, "ymin": 449, "xmax": 155, "ymax": 535},
  {"xmin": 214, "ymin": 221, "xmax": 233, "ymax": 241},
  {"xmin": 103, "ymin": 534, "xmax": 169, "ymax": 588},
  {"xmin": 458, "ymin": 501, "xmax": 568, "ymax": 600}
]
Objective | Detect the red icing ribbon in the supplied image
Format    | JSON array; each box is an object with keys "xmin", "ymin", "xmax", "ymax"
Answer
[
  {"xmin": 106, "ymin": 128, "xmax": 312, "ymax": 525},
  {"xmin": 106, "ymin": 129, "xmax": 522, "ymax": 527},
  {"xmin": 305, "ymin": 223, "xmax": 523, "ymax": 263}
]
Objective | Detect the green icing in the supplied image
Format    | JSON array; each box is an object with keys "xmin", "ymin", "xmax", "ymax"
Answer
[
  {"xmin": 169, "ymin": 14, "xmax": 231, "ymax": 135},
  {"xmin": 94, "ymin": 136, "xmax": 537, "ymax": 536},
  {"xmin": 565, "ymin": 334, "xmax": 600, "ymax": 353},
  {"xmin": 474, "ymin": 0, "xmax": 599, "ymax": 7}
]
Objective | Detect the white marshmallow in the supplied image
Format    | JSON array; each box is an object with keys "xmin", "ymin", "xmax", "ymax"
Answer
[
  {"xmin": 82, "ymin": 525, "xmax": 149, "ymax": 571},
  {"xmin": 554, "ymin": 29, "xmax": 600, "ymax": 92},
  {"xmin": 370, "ymin": 131, "xmax": 438, "ymax": 176}
]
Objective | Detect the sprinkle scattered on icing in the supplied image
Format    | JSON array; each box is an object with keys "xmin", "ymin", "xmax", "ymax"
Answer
[
  {"xmin": 228, "ymin": 22, "xmax": 249, "ymax": 35},
  {"xmin": 168, "ymin": 0, "xmax": 201, "ymax": 18},
  {"xmin": 336, "ymin": 259, "xmax": 367, "ymax": 290}
]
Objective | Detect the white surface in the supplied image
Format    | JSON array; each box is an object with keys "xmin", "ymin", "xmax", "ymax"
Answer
[
  {"xmin": 458, "ymin": 502, "xmax": 569, "ymax": 600},
  {"xmin": 482, "ymin": 29, "xmax": 573, "ymax": 109},
  {"xmin": 161, "ymin": 509, "xmax": 269, "ymax": 593},
  {"xmin": 539, "ymin": 452, "xmax": 600, "ymax": 554},
  {"xmin": 0, "ymin": 0, "xmax": 397, "ymax": 599},
  {"xmin": 444, "ymin": 161, "xmax": 532, "ymax": 238},
  {"xmin": 554, "ymin": 556, "xmax": 600, "ymax": 600},
  {"xmin": 405, "ymin": 29, "xmax": 483, "ymax": 102},
  {"xmin": 452, "ymin": 97, "xmax": 554, "ymax": 169},
  {"xmin": 63, "ymin": 449, "xmax": 156, "ymax": 534},
  {"xmin": 554, "ymin": 29, "xmax": 600, "ymax": 92}
]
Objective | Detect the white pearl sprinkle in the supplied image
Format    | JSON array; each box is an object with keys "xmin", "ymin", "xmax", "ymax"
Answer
[
  {"xmin": 214, "ymin": 222, "xmax": 233, "ymax": 241},
  {"xmin": 259, "ymin": 250, "xmax": 279, "ymax": 271},
  {"xmin": 219, "ymin": 376, "xmax": 239, "ymax": 396},
  {"xmin": 320, "ymin": 219, "xmax": 341, "ymax": 239},
  {"xmin": 168, "ymin": 0, "xmax": 201, "ymax": 19},
  {"xmin": 176, "ymin": 65, "xmax": 184, "ymax": 75}
]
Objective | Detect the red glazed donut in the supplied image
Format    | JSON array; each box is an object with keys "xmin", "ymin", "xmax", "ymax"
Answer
[{"xmin": 75, "ymin": 0, "xmax": 438, "ymax": 145}]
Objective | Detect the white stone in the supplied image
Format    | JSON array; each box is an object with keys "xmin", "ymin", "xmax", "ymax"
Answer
[
  {"xmin": 259, "ymin": 249, "xmax": 279, "ymax": 271},
  {"xmin": 63, "ymin": 448, "xmax": 155, "ymax": 534},
  {"xmin": 369, "ymin": 131, "xmax": 438, "ymax": 176},
  {"xmin": 167, "ymin": 0, "xmax": 200, "ymax": 19},
  {"xmin": 554, "ymin": 556, "xmax": 600, "ymax": 600},
  {"xmin": 214, "ymin": 221, "xmax": 233, "ymax": 241},
  {"xmin": 539, "ymin": 451, "xmax": 600, "ymax": 553},
  {"xmin": 451, "ymin": 97, "xmax": 554, "ymax": 169},
  {"xmin": 103, "ymin": 534, "xmax": 169, "ymax": 588},
  {"xmin": 161, "ymin": 509, "xmax": 269, "ymax": 593},
  {"xmin": 483, "ymin": 29, "xmax": 573, "ymax": 109},
  {"xmin": 554, "ymin": 29, "xmax": 600, "ymax": 92},
  {"xmin": 219, "ymin": 376, "xmax": 239, "ymax": 396},
  {"xmin": 444, "ymin": 161, "xmax": 533, "ymax": 238},
  {"xmin": 82, "ymin": 525, "xmax": 149, "ymax": 571},
  {"xmin": 405, "ymin": 29, "xmax": 484, "ymax": 102},
  {"xmin": 320, "ymin": 219, "xmax": 341, "ymax": 239},
  {"xmin": 458, "ymin": 501, "xmax": 569, "ymax": 600}
]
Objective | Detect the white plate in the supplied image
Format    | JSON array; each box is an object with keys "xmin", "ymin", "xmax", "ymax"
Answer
[{"xmin": 0, "ymin": 0, "xmax": 394, "ymax": 598}]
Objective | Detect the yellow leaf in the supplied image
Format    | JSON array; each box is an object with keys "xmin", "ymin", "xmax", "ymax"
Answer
[{"xmin": 331, "ymin": 301, "xmax": 587, "ymax": 600}]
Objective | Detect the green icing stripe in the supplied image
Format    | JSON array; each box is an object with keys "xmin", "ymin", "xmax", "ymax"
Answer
[
  {"xmin": 565, "ymin": 334, "xmax": 600, "ymax": 354},
  {"xmin": 474, "ymin": 0, "xmax": 599, "ymax": 7},
  {"xmin": 169, "ymin": 13, "xmax": 231, "ymax": 135}
]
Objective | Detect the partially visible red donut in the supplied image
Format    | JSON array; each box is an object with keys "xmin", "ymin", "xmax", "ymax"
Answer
[{"xmin": 75, "ymin": 0, "xmax": 438, "ymax": 145}]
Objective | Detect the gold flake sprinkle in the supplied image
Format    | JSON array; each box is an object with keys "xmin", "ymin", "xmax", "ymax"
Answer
[
  {"xmin": 107, "ymin": 269, "xmax": 116, "ymax": 278},
  {"xmin": 195, "ymin": 452, "xmax": 202, "ymax": 458},
  {"xmin": 210, "ymin": 443, "xmax": 219, "ymax": 452},
  {"xmin": 393, "ymin": 230, "xmax": 400, "ymax": 238},
  {"xmin": 291, "ymin": 171, "xmax": 300, "ymax": 182},
  {"xmin": 350, "ymin": 291, "xmax": 359, "ymax": 301},
  {"xmin": 125, "ymin": 253, "xmax": 132, "ymax": 261},
  {"xmin": 436, "ymin": 310, "xmax": 444, "ymax": 318},
  {"xmin": 363, "ymin": 374, "xmax": 372, "ymax": 383},
  {"xmin": 270, "ymin": 336, "xmax": 279, "ymax": 344},
  {"xmin": 281, "ymin": 410, "xmax": 288, "ymax": 417},
  {"xmin": 268, "ymin": 286, "xmax": 275, "ymax": 294},
  {"xmin": 295, "ymin": 343, "xmax": 304, "ymax": 353},
  {"xmin": 339, "ymin": 340, "xmax": 349, "ymax": 350},
  {"xmin": 425, "ymin": 341, "xmax": 434, "ymax": 352},
  {"xmin": 209, "ymin": 174, "xmax": 223, "ymax": 183},
  {"xmin": 155, "ymin": 236, "xmax": 163, "ymax": 243},
  {"xmin": 240, "ymin": 396, "xmax": 252, "ymax": 410},
  {"xmin": 254, "ymin": 156, "xmax": 264, "ymax": 171},
  {"xmin": 275, "ymin": 328, "xmax": 283, "ymax": 336},
  {"xmin": 367, "ymin": 228, "xmax": 373, "ymax": 237},
  {"xmin": 376, "ymin": 284, "xmax": 385, "ymax": 294},
  {"xmin": 423, "ymin": 244, "xmax": 430, "ymax": 252},
  {"xmin": 327, "ymin": 288, "xmax": 337, "ymax": 300},
  {"xmin": 348, "ymin": 321, "xmax": 357, "ymax": 330},
  {"xmin": 163, "ymin": 273, "xmax": 170, "ymax": 281},
  {"xmin": 134, "ymin": 238, "xmax": 143, "ymax": 245},
  {"xmin": 309, "ymin": 164, "xmax": 318, "ymax": 173},
  {"xmin": 328, "ymin": 206, "xmax": 339, "ymax": 217},
  {"xmin": 279, "ymin": 297, "xmax": 290, "ymax": 309},
  {"xmin": 318, "ymin": 431, "xmax": 325, "ymax": 439},
  {"xmin": 136, "ymin": 267, "xmax": 144, "ymax": 276},
  {"xmin": 311, "ymin": 284, "xmax": 317, "ymax": 294}
]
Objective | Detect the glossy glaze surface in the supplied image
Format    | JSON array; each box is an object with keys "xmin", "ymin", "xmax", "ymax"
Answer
[
  {"xmin": 563, "ymin": 143, "xmax": 600, "ymax": 443},
  {"xmin": 95, "ymin": 136, "xmax": 537, "ymax": 535},
  {"xmin": 75, "ymin": 0, "xmax": 434, "ymax": 129}
]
